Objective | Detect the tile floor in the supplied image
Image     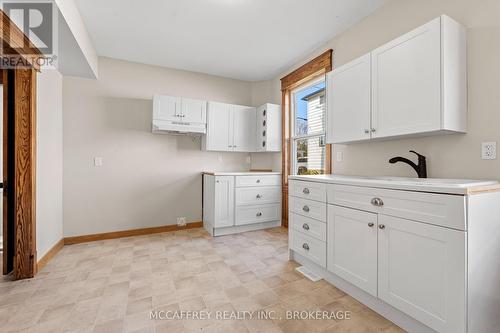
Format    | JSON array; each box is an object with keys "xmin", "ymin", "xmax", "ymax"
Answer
[{"xmin": 0, "ymin": 227, "xmax": 405, "ymax": 332}]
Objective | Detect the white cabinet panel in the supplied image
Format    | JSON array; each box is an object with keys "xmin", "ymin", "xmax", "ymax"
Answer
[
  {"xmin": 235, "ymin": 186, "xmax": 281, "ymax": 206},
  {"xmin": 290, "ymin": 213, "xmax": 326, "ymax": 242},
  {"xmin": 214, "ymin": 176, "xmax": 234, "ymax": 228},
  {"xmin": 378, "ymin": 214, "xmax": 466, "ymax": 333},
  {"xmin": 181, "ymin": 98, "xmax": 206, "ymax": 123},
  {"xmin": 153, "ymin": 95, "xmax": 180, "ymax": 121},
  {"xmin": 232, "ymin": 105, "xmax": 256, "ymax": 152},
  {"xmin": 371, "ymin": 17, "xmax": 441, "ymax": 138},
  {"xmin": 256, "ymin": 103, "xmax": 281, "ymax": 152},
  {"xmin": 290, "ymin": 229, "xmax": 326, "ymax": 267},
  {"xmin": 327, "ymin": 53, "xmax": 371, "ymax": 144},
  {"xmin": 289, "ymin": 180, "xmax": 326, "ymax": 202},
  {"xmin": 327, "ymin": 205, "xmax": 378, "ymax": 297},
  {"xmin": 205, "ymin": 102, "xmax": 232, "ymax": 151},
  {"xmin": 235, "ymin": 203, "xmax": 280, "ymax": 226},
  {"xmin": 289, "ymin": 197, "xmax": 326, "ymax": 222},
  {"xmin": 235, "ymin": 175, "xmax": 280, "ymax": 187}
]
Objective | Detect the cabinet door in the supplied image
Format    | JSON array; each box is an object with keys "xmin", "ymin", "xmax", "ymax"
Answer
[
  {"xmin": 153, "ymin": 95, "xmax": 180, "ymax": 121},
  {"xmin": 181, "ymin": 98, "xmax": 207, "ymax": 123},
  {"xmin": 327, "ymin": 54, "xmax": 371, "ymax": 144},
  {"xmin": 378, "ymin": 215, "xmax": 466, "ymax": 333},
  {"xmin": 327, "ymin": 205, "xmax": 378, "ymax": 296},
  {"xmin": 371, "ymin": 17, "xmax": 441, "ymax": 138},
  {"xmin": 232, "ymin": 105, "xmax": 256, "ymax": 152},
  {"xmin": 214, "ymin": 176, "xmax": 234, "ymax": 228},
  {"xmin": 206, "ymin": 102, "xmax": 232, "ymax": 151}
]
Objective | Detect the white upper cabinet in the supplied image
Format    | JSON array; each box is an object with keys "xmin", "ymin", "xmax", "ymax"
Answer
[
  {"xmin": 327, "ymin": 15, "xmax": 467, "ymax": 144},
  {"xmin": 153, "ymin": 95, "xmax": 180, "ymax": 121},
  {"xmin": 233, "ymin": 105, "xmax": 256, "ymax": 152},
  {"xmin": 327, "ymin": 53, "xmax": 371, "ymax": 144},
  {"xmin": 181, "ymin": 98, "xmax": 207, "ymax": 123},
  {"xmin": 256, "ymin": 104, "xmax": 281, "ymax": 152}
]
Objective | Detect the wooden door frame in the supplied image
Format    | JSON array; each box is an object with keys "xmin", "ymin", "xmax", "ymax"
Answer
[
  {"xmin": 280, "ymin": 50, "xmax": 333, "ymax": 227},
  {"xmin": 1, "ymin": 9, "xmax": 40, "ymax": 279}
]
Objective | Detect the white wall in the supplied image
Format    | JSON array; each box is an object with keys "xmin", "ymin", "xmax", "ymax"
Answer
[
  {"xmin": 63, "ymin": 57, "xmax": 259, "ymax": 237},
  {"xmin": 37, "ymin": 69, "xmax": 64, "ymax": 258},
  {"xmin": 259, "ymin": 0, "xmax": 500, "ymax": 180}
]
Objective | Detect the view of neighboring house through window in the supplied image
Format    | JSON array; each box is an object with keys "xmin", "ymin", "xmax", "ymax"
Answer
[{"xmin": 292, "ymin": 77, "xmax": 326, "ymax": 175}]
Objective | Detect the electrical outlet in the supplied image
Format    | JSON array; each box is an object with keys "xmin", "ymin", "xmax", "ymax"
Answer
[
  {"xmin": 217, "ymin": 154, "xmax": 223, "ymax": 163},
  {"xmin": 94, "ymin": 157, "xmax": 103, "ymax": 167},
  {"xmin": 482, "ymin": 142, "xmax": 497, "ymax": 160},
  {"xmin": 177, "ymin": 217, "xmax": 187, "ymax": 227}
]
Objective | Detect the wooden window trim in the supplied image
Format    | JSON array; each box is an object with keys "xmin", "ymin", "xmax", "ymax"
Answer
[{"xmin": 280, "ymin": 49, "xmax": 333, "ymax": 227}]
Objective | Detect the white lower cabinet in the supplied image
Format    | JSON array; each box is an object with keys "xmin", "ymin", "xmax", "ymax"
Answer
[
  {"xmin": 378, "ymin": 214, "xmax": 466, "ymax": 333},
  {"xmin": 327, "ymin": 205, "xmax": 378, "ymax": 297},
  {"xmin": 203, "ymin": 174, "xmax": 281, "ymax": 235}
]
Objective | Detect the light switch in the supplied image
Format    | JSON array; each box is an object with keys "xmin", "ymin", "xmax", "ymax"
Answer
[
  {"xmin": 336, "ymin": 151, "xmax": 343, "ymax": 162},
  {"xmin": 94, "ymin": 157, "xmax": 103, "ymax": 167}
]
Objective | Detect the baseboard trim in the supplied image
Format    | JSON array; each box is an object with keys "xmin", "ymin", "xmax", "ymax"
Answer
[
  {"xmin": 37, "ymin": 238, "xmax": 64, "ymax": 273},
  {"xmin": 64, "ymin": 221, "xmax": 203, "ymax": 245}
]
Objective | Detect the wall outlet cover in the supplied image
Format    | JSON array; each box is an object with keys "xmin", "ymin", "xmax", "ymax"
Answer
[
  {"xmin": 177, "ymin": 217, "xmax": 187, "ymax": 226},
  {"xmin": 94, "ymin": 157, "xmax": 103, "ymax": 167},
  {"xmin": 482, "ymin": 142, "xmax": 497, "ymax": 160}
]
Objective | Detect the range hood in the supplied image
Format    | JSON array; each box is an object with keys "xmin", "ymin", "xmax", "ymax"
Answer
[{"xmin": 152, "ymin": 119, "xmax": 206, "ymax": 135}]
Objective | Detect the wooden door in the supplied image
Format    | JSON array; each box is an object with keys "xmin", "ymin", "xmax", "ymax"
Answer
[
  {"xmin": 378, "ymin": 214, "xmax": 466, "ymax": 333},
  {"xmin": 327, "ymin": 53, "xmax": 371, "ymax": 144},
  {"xmin": 232, "ymin": 105, "xmax": 255, "ymax": 152},
  {"xmin": 153, "ymin": 95, "xmax": 180, "ymax": 121},
  {"xmin": 327, "ymin": 205, "xmax": 378, "ymax": 296},
  {"xmin": 214, "ymin": 176, "xmax": 234, "ymax": 228},
  {"xmin": 205, "ymin": 102, "xmax": 231, "ymax": 151},
  {"xmin": 181, "ymin": 98, "xmax": 206, "ymax": 123},
  {"xmin": 371, "ymin": 18, "xmax": 441, "ymax": 138}
]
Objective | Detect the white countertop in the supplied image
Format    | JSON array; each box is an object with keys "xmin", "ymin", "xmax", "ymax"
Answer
[
  {"xmin": 203, "ymin": 171, "xmax": 281, "ymax": 176},
  {"xmin": 288, "ymin": 174, "xmax": 500, "ymax": 195}
]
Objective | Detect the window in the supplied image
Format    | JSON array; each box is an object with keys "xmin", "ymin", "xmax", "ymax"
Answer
[{"xmin": 291, "ymin": 77, "xmax": 326, "ymax": 175}]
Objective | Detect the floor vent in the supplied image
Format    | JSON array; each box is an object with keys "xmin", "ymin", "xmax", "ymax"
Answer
[{"xmin": 295, "ymin": 266, "xmax": 322, "ymax": 282}]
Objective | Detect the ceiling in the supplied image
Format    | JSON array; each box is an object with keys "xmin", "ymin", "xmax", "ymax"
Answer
[{"xmin": 74, "ymin": 0, "xmax": 385, "ymax": 81}]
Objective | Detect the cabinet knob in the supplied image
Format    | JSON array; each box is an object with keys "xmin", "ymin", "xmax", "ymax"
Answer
[
  {"xmin": 256, "ymin": 179, "xmax": 261, "ymax": 183},
  {"xmin": 371, "ymin": 128, "xmax": 377, "ymax": 133},
  {"xmin": 256, "ymin": 194, "xmax": 262, "ymax": 199},
  {"xmin": 379, "ymin": 224, "xmax": 385, "ymax": 230},
  {"xmin": 371, "ymin": 198, "xmax": 384, "ymax": 206},
  {"xmin": 302, "ymin": 243, "xmax": 310, "ymax": 251},
  {"xmin": 368, "ymin": 222, "xmax": 374, "ymax": 227},
  {"xmin": 302, "ymin": 223, "xmax": 310, "ymax": 230},
  {"xmin": 302, "ymin": 205, "xmax": 310, "ymax": 212},
  {"xmin": 302, "ymin": 188, "xmax": 310, "ymax": 195},
  {"xmin": 256, "ymin": 212, "xmax": 262, "ymax": 217}
]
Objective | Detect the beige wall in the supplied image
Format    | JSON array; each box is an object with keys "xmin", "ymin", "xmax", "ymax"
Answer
[
  {"xmin": 37, "ymin": 69, "xmax": 64, "ymax": 257},
  {"xmin": 63, "ymin": 57, "xmax": 264, "ymax": 237},
  {"xmin": 260, "ymin": 0, "xmax": 500, "ymax": 180}
]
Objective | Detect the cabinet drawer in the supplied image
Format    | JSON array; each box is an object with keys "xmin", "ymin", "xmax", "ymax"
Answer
[
  {"xmin": 235, "ymin": 203, "xmax": 280, "ymax": 226},
  {"xmin": 290, "ymin": 229, "xmax": 326, "ymax": 267},
  {"xmin": 235, "ymin": 175, "xmax": 281, "ymax": 187},
  {"xmin": 289, "ymin": 196, "xmax": 326, "ymax": 222},
  {"xmin": 290, "ymin": 213, "xmax": 326, "ymax": 242},
  {"xmin": 235, "ymin": 186, "xmax": 281, "ymax": 206},
  {"xmin": 289, "ymin": 180, "xmax": 326, "ymax": 202},
  {"xmin": 328, "ymin": 184, "xmax": 466, "ymax": 230}
]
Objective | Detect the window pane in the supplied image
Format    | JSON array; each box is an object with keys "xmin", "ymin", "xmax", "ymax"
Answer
[
  {"xmin": 294, "ymin": 80, "xmax": 326, "ymax": 136},
  {"xmin": 295, "ymin": 136, "xmax": 326, "ymax": 175}
]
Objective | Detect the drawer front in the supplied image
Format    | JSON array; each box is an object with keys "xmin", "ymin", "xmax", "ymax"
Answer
[
  {"xmin": 289, "ymin": 180, "xmax": 326, "ymax": 202},
  {"xmin": 235, "ymin": 175, "xmax": 281, "ymax": 187},
  {"xmin": 235, "ymin": 186, "xmax": 281, "ymax": 206},
  {"xmin": 235, "ymin": 203, "xmax": 280, "ymax": 225},
  {"xmin": 289, "ymin": 213, "xmax": 326, "ymax": 242},
  {"xmin": 328, "ymin": 184, "xmax": 466, "ymax": 230},
  {"xmin": 289, "ymin": 196, "xmax": 326, "ymax": 222},
  {"xmin": 290, "ymin": 229, "xmax": 326, "ymax": 267}
]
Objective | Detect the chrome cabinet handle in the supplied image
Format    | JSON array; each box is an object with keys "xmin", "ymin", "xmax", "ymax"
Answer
[
  {"xmin": 371, "ymin": 128, "xmax": 376, "ymax": 133},
  {"xmin": 256, "ymin": 194, "xmax": 262, "ymax": 199},
  {"xmin": 364, "ymin": 129, "xmax": 370, "ymax": 134},
  {"xmin": 368, "ymin": 222, "xmax": 374, "ymax": 227},
  {"xmin": 379, "ymin": 224, "xmax": 385, "ymax": 230},
  {"xmin": 256, "ymin": 179, "xmax": 261, "ymax": 183},
  {"xmin": 302, "ymin": 188, "xmax": 310, "ymax": 195},
  {"xmin": 302, "ymin": 223, "xmax": 310, "ymax": 230},
  {"xmin": 371, "ymin": 198, "xmax": 384, "ymax": 206},
  {"xmin": 302, "ymin": 243, "xmax": 310, "ymax": 251},
  {"xmin": 302, "ymin": 205, "xmax": 310, "ymax": 212},
  {"xmin": 256, "ymin": 212, "xmax": 262, "ymax": 217}
]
